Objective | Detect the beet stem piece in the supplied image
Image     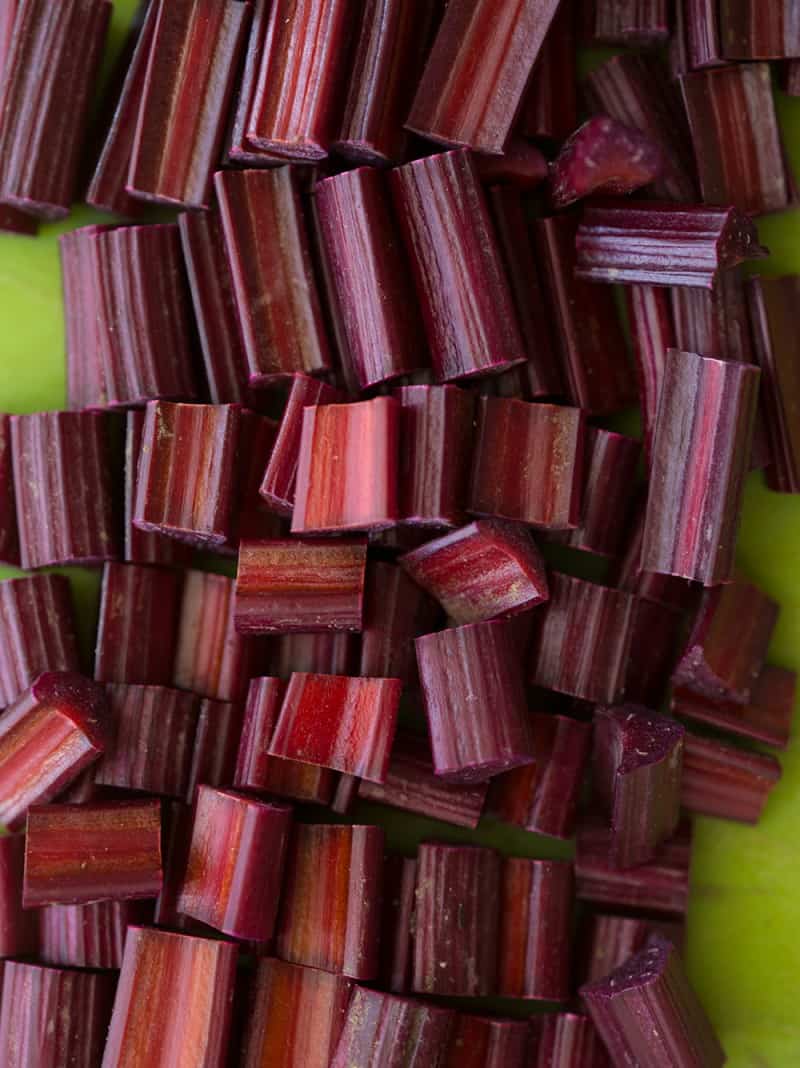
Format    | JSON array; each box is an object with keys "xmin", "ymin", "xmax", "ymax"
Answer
[
  {"xmin": 530, "ymin": 1013, "xmax": 610, "ymax": 1068},
  {"xmin": 390, "ymin": 150, "xmax": 525, "ymax": 382},
  {"xmin": 378, "ymin": 855, "xmax": 417, "ymax": 994},
  {"xmin": 641, "ymin": 349, "xmax": 760, "ymax": 585},
  {"xmin": 445, "ymin": 1015, "xmax": 529, "ymax": 1068},
  {"xmin": 235, "ymin": 410, "xmax": 285, "ymax": 545},
  {"xmin": 39, "ymin": 899, "xmax": 151, "ymax": 970},
  {"xmin": 681, "ymin": 731, "xmax": 782, "ymax": 823},
  {"xmin": 270, "ymin": 631, "xmax": 359, "ymax": 680},
  {"xmin": 0, "ymin": 575, "xmax": 79, "ymax": 707},
  {"xmin": 581, "ymin": 933, "xmax": 725, "ymax": 1068},
  {"xmin": 185, "ymin": 696, "xmax": 243, "ymax": 803},
  {"xmin": 719, "ymin": 0, "xmax": 800, "ymax": 59},
  {"xmin": 103, "ymin": 926, "xmax": 238, "ymax": 1068},
  {"xmin": 0, "ymin": 415, "xmax": 19, "ymax": 566},
  {"xmin": 625, "ymin": 597, "xmax": 685, "ymax": 707},
  {"xmin": 517, "ymin": 0, "xmax": 576, "ymax": 142},
  {"xmin": 226, "ymin": 0, "xmax": 282, "ymax": 166},
  {"xmin": 626, "ymin": 285, "xmax": 675, "ymax": 465},
  {"xmin": 580, "ymin": 913, "xmax": 672, "ymax": 986},
  {"xmin": 359, "ymin": 560, "xmax": 440, "ymax": 686},
  {"xmin": 551, "ymin": 116, "xmax": 664, "ymax": 208},
  {"xmin": 671, "ymin": 267, "xmax": 755, "ymax": 370},
  {"xmin": 332, "ymin": 987, "xmax": 455, "ymax": 1068},
  {"xmin": 592, "ymin": 0, "xmax": 670, "ymax": 43},
  {"xmin": 0, "ymin": 834, "xmax": 37, "ymax": 957},
  {"xmin": 276, "ymin": 823, "xmax": 384, "ymax": 979}
]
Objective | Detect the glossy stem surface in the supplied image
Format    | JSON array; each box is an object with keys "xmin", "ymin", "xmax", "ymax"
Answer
[{"xmin": 0, "ymin": 575, "xmax": 79, "ymax": 706}]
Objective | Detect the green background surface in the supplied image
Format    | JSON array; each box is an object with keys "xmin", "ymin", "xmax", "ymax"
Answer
[{"xmin": 2, "ymin": 4, "xmax": 800, "ymax": 1064}]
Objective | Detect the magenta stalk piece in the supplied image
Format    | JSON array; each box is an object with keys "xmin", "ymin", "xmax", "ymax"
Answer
[
  {"xmin": 581, "ymin": 934, "xmax": 725, "ymax": 1068},
  {"xmin": 332, "ymin": 987, "xmax": 455, "ymax": 1068},
  {"xmin": 529, "ymin": 573, "xmax": 637, "ymax": 704},
  {"xmin": 517, "ymin": 0, "xmax": 577, "ymax": 142},
  {"xmin": 177, "ymin": 786, "xmax": 292, "ymax": 941},
  {"xmin": 178, "ymin": 207, "xmax": 251, "ymax": 404},
  {"xmin": 593, "ymin": 706, "xmax": 685, "ymax": 869},
  {"xmin": 378, "ymin": 855, "xmax": 417, "ymax": 994},
  {"xmin": 0, "ymin": 575, "xmax": 79, "ymax": 707},
  {"xmin": 416, "ymin": 619, "xmax": 534, "ymax": 783},
  {"xmin": 0, "ymin": 0, "xmax": 110, "ymax": 218},
  {"xmin": 11, "ymin": 411, "xmax": 118, "ymax": 569},
  {"xmin": 469, "ymin": 397, "xmax": 586, "ymax": 529},
  {"xmin": 185, "ymin": 697, "xmax": 245, "ymax": 803},
  {"xmin": 268, "ymin": 672, "xmax": 402, "ymax": 784},
  {"xmin": 359, "ymin": 560, "xmax": 440, "ymax": 684},
  {"xmin": 235, "ymin": 537, "xmax": 367, "ymax": 635},
  {"xmin": 358, "ymin": 731, "xmax": 488, "ymax": 829},
  {"xmin": 406, "ymin": 0, "xmax": 560, "ymax": 154},
  {"xmin": 0, "ymin": 960, "xmax": 115, "ymax": 1068},
  {"xmin": 0, "ymin": 672, "xmax": 106, "ymax": 830},
  {"xmin": 672, "ymin": 579, "xmax": 778, "ymax": 703},
  {"xmin": 445, "ymin": 1015, "xmax": 529, "ymax": 1068},
  {"xmin": 103, "ymin": 926, "xmax": 238, "ymax": 1068},
  {"xmin": 529, "ymin": 1013, "xmax": 611, "ymax": 1068},
  {"xmin": 681, "ymin": 731, "xmax": 782, "ymax": 823},
  {"xmin": 215, "ymin": 167, "xmax": 333, "ymax": 385},
  {"xmin": 498, "ymin": 858, "xmax": 573, "ymax": 1001},
  {"xmin": 625, "ymin": 597, "xmax": 685, "ymax": 707},
  {"xmin": 400, "ymin": 520, "xmax": 548, "ymax": 625},
  {"xmin": 270, "ymin": 631, "xmax": 359, "ymax": 680},
  {"xmin": 39, "ymin": 899, "xmax": 152, "ymax": 969},
  {"xmin": 642, "ymin": 349, "xmax": 760, "ymax": 585},
  {"xmin": 226, "ymin": 0, "xmax": 283, "ymax": 166},
  {"xmin": 487, "ymin": 712, "xmax": 591, "ymax": 839},
  {"xmin": 412, "ymin": 843, "xmax": 500, "ymax": 997},
  {"xmin": 681, "ymin": 0, "xmax": 725, "ymax": 68},
  {"xmin": 551, "ymin": 116, "xmax": 664, "ymax": 208},
  {"xmin": 0, "ymin": 415, "xmax": 18, "ymax": 565},
  {"xmin": 626, "ymin": 285, "xmax": 675, "ymax": 464},
  {"xmin": 592, "ymin": 0, "xmax": 670, "ymax": 43},
  {"xmin": 315, "ymin": 167, "xmax": 426, "ymax": 391},
  {"xmin": 94, "ymin": 563, "xmax": 182, "ymax": 686},
  {"xmin": 0, "ymin": 834, "xmax": 38, "ymax": 957},
  {"xmin": 127, "ymin": 0, "xmax": 250, "ymax": 209},
  {"xmin": 390, "ymin": 150, "xmax": 525, "ymax": 382}
]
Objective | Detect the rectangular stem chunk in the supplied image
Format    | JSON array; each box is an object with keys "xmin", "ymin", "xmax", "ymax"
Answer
[
  {"xmin": 681, "ymin": 731, "xmax": 782, "ymax": 823},
  {"xmin": 529, "ymin": 1013, "xmax": 609, "ymax": 1068},
  {"xmin": 0, "ymin": 575, "xmax": 79, "ymax": 706},
  {"xmin": 445, "ymin": 1015, "xmax": 529, "ymax": 1068},
  {"xmin": 627, "ymin": 287, "xmax": 675, "ymax": 458},
  {"xmin": 332, "ymin": 987, "xmax": 455, "ymax": 1068},
  {"xmin": 185, "ymin": 696, "xmax": 244, "ymax": 802},
  {"xmin": 719, "ymin": 0, "xmax": 800, "ymax": 59},
  {"xmin": 592, "ymin": 0, "xmax": 670, "ymax": 43},
  {"xmin": 39, "ymin": 900, "xmax": 151, "ymax": 970}
]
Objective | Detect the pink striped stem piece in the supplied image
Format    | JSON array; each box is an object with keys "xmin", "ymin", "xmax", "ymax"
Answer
[
  {"xmin": 626, "ymin": 285, "xmax": 675, "ymax": 465},
  {"xmin": 269, "ymin": 631, "xmax": 359, "ymax": 680},
  {"xmin": 332, "ymin": 987, "xmax": 455, "ymax": 1068},
  {"xmin": 226, "ymin": 0, "xmax": 283, "ymax": 166},
  {"xmin": 0, "ymin": 833, "xmax": 37, "ymax": 957},
  {"xmin": 378, "ymin": 855, "xmax": 416, "ymax": 994},
  {"xmin": 579, "ymin": 913, "xmax": 685, "ymax": 986},
  {"xmin": 416, "ymin": 619, "xmax": 533, "ymax": 783},
  {"xmin": 23, "ymin": 799, "xmax": 162, "ymax": 907},
  {"xmin": 215, "ymin": 167, "xmax": 333, "ymax": 385},
  {"xmin": 529, "ymin": 1013, "xmax": 610, "ymax": 1068},
  {"xmin": 177, "ymin": 786, "xmax": 292, "ymax": 941},
  {"xmin": 94, "ymin": 563, "xmax": 182, "ymax": 686},
  {"xmin": 0, "ymin": 415, "xmax": 18, "ymax": 565},
  {"xmin": 401, "ymin": 520, "xmax": 548, "ymax": 624},
  {"xmin": 0, "ymin": 673, "xmax": 106, "ymax": 830},
  {"xmin": 412, "ymin": 843, "xmax": 500, "ymax": 997},
  {"xmin": 235, "ymin": 538, "xmax": 367, "ymax": 634},
  {"xmin": 550, "ymin": 116, "xmax": 664, "ymax": 208},
  {"xmin": 390, "ymin": 150, "xmax": 525, "ymax": 382},
  {"xmin": 39, "ymin": 900, "xmax": 152, "ymax": 970},
  {"xmin": 359, "ymin": 560, "xmax": 440, "ymax": 685},
  {"xmin": 268, "ymin": 672, "xmax": 402, "ymax": 783},
  {"xmin": 276, "ymin": 823, "xmax": 384, "ymax": 979},
  {"xmin": 358, "ymin": 732, "xmax": 488, "ymax": 829},
  {"xmin": 487, "ymin": 712, "xmax": 591, "ymax": 839},
  {"xmin": 681, "ymin": 731, "xmax": 782, "ymax": 823},
  {"xmin": 242, "ymin": 958, "xmax": 353, "ymax": 1068},
  {"xmin": 0, "ymin": 0, "xmax": 110, "ymax": 218},
  {"xmin": 127, "ymin": 0, "xmax": 250, "ymax": 209},
  {"xmin": 444, "ymin": 1014, "xmax": 529, "ymax": 1068},
  {"xmin": 58, "ymin": 229, "xmax": 110, "ymax": 406},
  {"xmin": 315, "ymin": 167, "xmax": 426, "ymax": 391},
  {"xmin": 517, "ymin": 0, "xmax": 577, "ymax": 142},
  {"xmin": 11, "ymin": 411, "xmax": 117, "ymax": 569},
  {"xmin": 185, "ymin": 697, "xmax": 245, "ymax": 802},
  {"xmin": 0, "ymin": 575, "xmax": 79, "ymax": 706},
  {"xmin": 641, "ymin": 350, "xmax": 760, "ymax": 585},
  {"xmin": 591, "ymin": 0, "xmax": 669, "ymax": 43},
  {"xmin": 102, "ymin": 927, "xmax": 238, "ymax": 1068}
]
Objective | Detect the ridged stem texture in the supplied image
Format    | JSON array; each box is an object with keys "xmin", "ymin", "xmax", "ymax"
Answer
[
  {"xmin": 530, "ymin": 1013, "xmax": 610, "ymax": 1068},
  {"xmin": 185, "ymin": 696, "xmax": 244, "ymax": 802},
  {"xmin": 681, "ymin": 731, "xmax": 782, "ymax": 823},
  {"xmin": 592, "ymin": 0, "xmax": 670, "ymax": 43},
  {"xmin": 0, "ymin": 575, "xmax": 79, "ymax": 706},
  {"xmin": 331, "ymin": 987, "xmax": 455, "ymax": 1068},
  {"xmin": 517, "ymin": 0, "xmax": 576, "ymax": 141},
  {"xmin": 39, "ymin": 900, "xmax": 151, "ymax": 970}
]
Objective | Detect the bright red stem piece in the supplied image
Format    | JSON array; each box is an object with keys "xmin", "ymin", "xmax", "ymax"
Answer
[
  {"xmin": 517, "ymin": 0, "xmax": 577, "ymax": 142},
  {"xmin": 529, "ymin": 1013, "xmax": 610, "ymax": 1068},
  {"xmin": 445, "ymin": 1015, "xmax": 529, "ymax": 1068},
  {"xmin": 560, "ymin": 428, "xmax": 641, "ymax": 557},
  {"xmin": 39, "ymin": 900, "xmax": 151, "ymax": 970},
  {"xmin": 681, "ymin": 731, "xmax": 782, "ymax": 823},
  {"xmin": 332, "ymin": 987, "xmax": 455, "ymax": 1068},
  {"xmin": 0, "ymin": 415, "xmax": 18, "ymax": 565},
  {"xmin": 378, "ymin": 855, "xmax": 416, "ymax": 994},
  {"xmin": 359, "ymin": 560, "xmax": 440, "ymax": 685},
  {"xmin": 0, "ymin": 834, "xmax": 37, "ymax": 957},
  {"xmin": 626, "ymin": 285, "xmax": 676, "ymax": 464},
  {"xmin": 551, "ymin": 116, "xmax": 663, "ymax": 208},
  {"xmin": 185, "ymin": 696, "xmax": 244, "ymax": 802},
  {"xmin": 0, "ymin": 575, "xmax": 79, "ymax": 706},
  {"xmin": 592, "ymin": 0, "xmax": 669, "ymax": 43}
]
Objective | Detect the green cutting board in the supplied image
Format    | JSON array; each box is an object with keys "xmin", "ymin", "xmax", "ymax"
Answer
[{"xmin": 1, "ymin": 4, "xmax": 800, "ymax": 1063}]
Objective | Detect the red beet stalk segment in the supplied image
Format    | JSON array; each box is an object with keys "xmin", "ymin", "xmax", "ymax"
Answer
[
  {"xmin": 642, "ymin": 349, "xmax": 760, "ymax": 585},
  {"xmin": 672, "ymin": 664, "xmax": 797, "ymax": 750},
  {"xmin": 591, "ymin": 0, "xmax": 670, "ymax": 43},
  {"xmin": 0, "ymin": 833, "xmax": 37, "ymax": 957},
  {"xmin": 127, "ymin": 0, "xmax": 250, "ymax": 209},
  {"xmin": 268, "ymin": 672, "xmax": 402, "ymax": 784},
  {"xmin": 11, "ymin": 411, "xmax": 118, "ymax": 569},
  {"xmin": 681, "ymin": 63, "xmax": 788, "ymax": 216},
  {"xmin": 358, "ymin": 731, "xmax": 488, "ymax": 829},
  {"xmin": 576, "ymin": 820, "xmax": 693, "ymax": 916},
  {"xmin": 176, "ymin": 786, "xmax": 292, "ymax": 941},
  {"xmin": 580, "ymin": 933, "xmax": 726, "ymax": 1068},
  {"xmin": 585, "ymin": 53, "xmax": 697, "ymax": 203},
  {"xmin": 235, "ymin": 538, "xmax": 367, "ymax": 635},
  {"xmin": 416, "ymin": 619, "xmax": 534, "ymax": 783},
  {"xmin": 378, "ymin": 855, "xmax": 416, "ymax": 994},
  {"xmin": 134, "ymin": 401, "xmax": 240, "ymax": 550},
  {"xmin": 0, "ymin": 672, "xmax": 106, "ymax": 831},
  {"xmin": 332, "ymin": 987, "xmax": 455, "ymax": 1068},
  {"xmin": 390, "ymin": 150, "xmax": 525, "ymax": 383},
  {"xmin": 0, "ymin": 415, "xmax": 19, "ymax": 566},
  {"xmin": 675, "ymin": 0, "xmax": 725, "ymax": 69},
  {"xmin": 0, "ymin": 960, "xmax": 115, "ymax": 1068},
  {"xmin": 23, "ymin": 798, "xmax": 162, "ymax": 907},
  {"xmin": 533, "ymin": 215, "xmax": 633, "ymax": 414},
  {"xmin": 215, "ymin": 167, "xmax": 333, "ymax": 385},
  {"xmin": 270, "ymin": 631, "xmax": 359, "ymax": 680},
  {"xmin": 593, "ymin": 706, "xmax": 685, "ymax": 869},
  {"xmin": 719, "ymin": 0, "xmax": 800, "ymax": 59},
  {"xmin": 529, "ymin": 1013, "xmax": 610, "ymax": 1068},
  {"xmin": 0, "ymin": 575, "xmax": 79, "ymax": 707},
  {"xmin": 551, "ymin": 116, "xmax": 664, "ymax": 208},
  {"xmin": 681, "ymin": 731, "xmax": 782, "ymax": 823},
  {"xmin": 673, "ymin": 579, "xmax": 779, "ymax": 703},
  {"xmin": 412, "ymin": 843, "xmax": 500, "ymax": 997},
  {"xmin": 359, "ymin": 560, "xmax": 440, "ymax": 685},
  {"xmin": 579, "ymin": 913, "xmax": 681, "ymax": 986},
  {"xmin": 235, "ymin": 410, "xmax": 285, "ymax": 545},
  {"xmin": 517, "ymin": 0, "xmax": 576, "ymax": 143},
  {"xmin": 94, "ymin": 563, "xmax": 182, "ymax": 686},
  {"xmin": 407, "ymin": 0, "xmax": 560, "ymax": 154},
  {"xmin": 498, "ymin": 858, "xmax": 573, "ymax": 1002},
  {"xmin": 242, "ymin": 958, "xmax": 354, "ymax": 1068},
  {"xmin": 315, "ymin": 167, "xmax": 426, "ymax": 391},
  {"xmin": 0, "ymin": 0, "xmax": 110, "ymax": 218},
  {"xmin": 276, "ymin": 823, "xmax": 384, "ymax": 979},
  {"xmin": 103, "ymin": 926, "xmax": 238, "ymax": 1068},
  {"xmin": 469, "ymin": 397, "xmax": 586, "ymax": 529},
  {"xmin": 529, "ymin": 574, "xmax": 637, "ymax": 704},
  {"xmin": 627, "ymin": 286, "xmax": 675, "ymax": 464},
  {"xmin": 445, "ymin": 1015, "xmax": 529, "ymax": 1068},
  {"xmin": 625, "ymin": 597, "xmax": 685, "ymax": 707},
  {"xmin": 292, "ymin": 397, "xmax": 399, "ymax": 534},
  {"xmin": 174, "ymin": 570, "xmax": 255, "ymax": 701},
  {"xmin": 488, "ymin": 712, "xmax": 591, "ymax": 839},
  {"xmin": 185, "ymin": 697, "xmax": 244, "ymax": 803},
  {"xmin": 39, "ymin": 899, "xmax": 151, "ymax": 970},
  {"xmin": 226, "ymin": 0, "xmax": 280, "ymax": 166},
  {"xmin": 672, "ymin": 266, "xmax": 754, "ymax": 366}
]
